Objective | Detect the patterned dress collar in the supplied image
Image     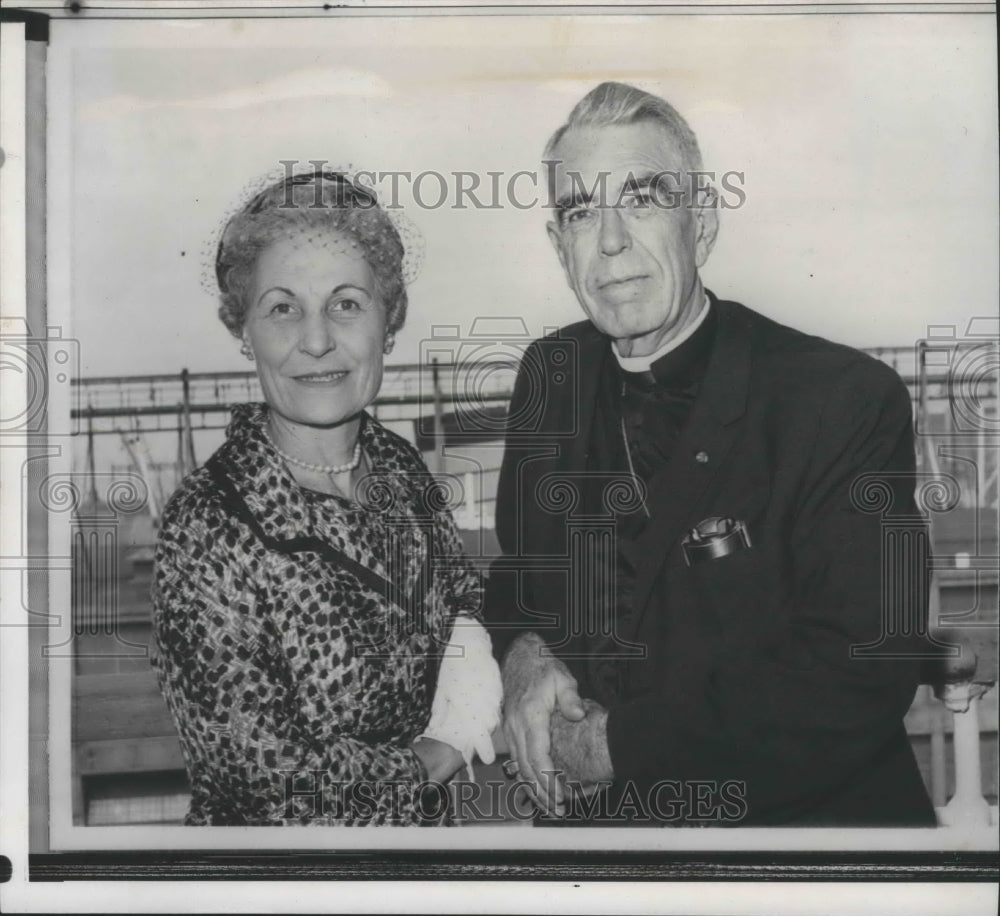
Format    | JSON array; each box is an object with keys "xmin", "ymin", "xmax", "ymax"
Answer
[{"xmin": 213, "ymin": 402, "xmax": 394, "ymax": 544}]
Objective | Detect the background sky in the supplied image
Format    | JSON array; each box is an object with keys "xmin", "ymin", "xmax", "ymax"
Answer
[{"xmin": 52, "ymin": 11, "xmax": 998, "ymax": 380}]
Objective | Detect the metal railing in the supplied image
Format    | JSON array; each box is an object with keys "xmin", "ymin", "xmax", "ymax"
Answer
[
  {"xmin": 72, "ymin": 360, "xmax": 519, "ymax": 434},
  {"xmin": 72, "ymin": 344, "xmax": 998, "ymax": 515}
]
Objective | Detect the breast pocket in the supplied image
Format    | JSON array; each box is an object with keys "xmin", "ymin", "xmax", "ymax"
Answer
[
  {"xmin": 681, "ymin": 487, "xmax": 773, "ymax": 634},
  {"xmin": 692, "ymin": 542, "xmax": 760, "ymax": 607}
]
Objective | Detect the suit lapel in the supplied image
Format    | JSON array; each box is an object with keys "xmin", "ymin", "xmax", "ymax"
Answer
[
  {"xmin": 562, "ymin": 325, "xmax": 607, "ymax": 484},
  {"xmin": 531, "ymin": 326, "xmax": 608, "ymax": 545},
  {"xmin": 533, "ymin": 327, "xmax": 608, "ymax": 657},
  {"xmin": 625, "ymin": 301, "xmax": 753, "ymax": 635}
]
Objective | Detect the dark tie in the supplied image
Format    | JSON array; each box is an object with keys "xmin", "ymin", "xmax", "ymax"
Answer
[{"xmin": 621, "ymin": 369, "xmax": 698, "ymax": 486}]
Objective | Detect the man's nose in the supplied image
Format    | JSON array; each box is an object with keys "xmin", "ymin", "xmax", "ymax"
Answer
[
  {"xmin": 298, "ymin": 312, "xmax": 336, "ymax": 357},
  {"xmin": 598, "ymin": 206, "xmax": 631, "ymax": 257}
]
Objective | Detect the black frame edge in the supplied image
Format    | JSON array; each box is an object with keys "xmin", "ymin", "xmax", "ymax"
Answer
[
  {"xmin": 0, "ymin": 8, "xmax": 50, "ymax": 42},
  {"xmin": 28, "ymin": 850, "xmax": 1000, "ymax": 882}
]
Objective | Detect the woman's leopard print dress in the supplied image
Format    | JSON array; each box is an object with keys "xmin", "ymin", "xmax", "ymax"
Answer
[{"xmin": 151, "ymin": 403, "xmax": 481, "ymax": 825}]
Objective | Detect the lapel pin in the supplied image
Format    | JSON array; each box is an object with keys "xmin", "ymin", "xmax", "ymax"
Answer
[{"xmin": 682, "ymin": 516, "xmax": 752, "ymax": 566}]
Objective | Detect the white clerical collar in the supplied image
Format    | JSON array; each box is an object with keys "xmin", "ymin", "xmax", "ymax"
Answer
[{"xmin": 611, "ymin": 293, "xmax": 712, "ymax": 373}]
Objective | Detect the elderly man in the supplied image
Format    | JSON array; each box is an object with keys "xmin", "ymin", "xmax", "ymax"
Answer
[{"xmin": 484, "ymin": 81, "xmax": 936, "ymax": 826}]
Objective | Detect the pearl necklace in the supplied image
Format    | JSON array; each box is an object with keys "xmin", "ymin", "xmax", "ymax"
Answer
[{"xmin": 266, "ymin": 430, "xmax": 363, "ymax": 475}]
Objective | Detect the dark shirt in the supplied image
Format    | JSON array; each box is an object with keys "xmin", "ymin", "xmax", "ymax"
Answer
[{"xmin": 584, "ymin": 305, "xmax": 718, "ymax": 706}]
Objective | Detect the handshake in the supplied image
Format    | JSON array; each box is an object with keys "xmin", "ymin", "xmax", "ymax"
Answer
[
  {"xmin": 415, "ymin": 624, "xmax": 612, "ymax": 817},
  {"xmin": 498, "ymin": 632, "xmax": 614, "ymax": 816}
]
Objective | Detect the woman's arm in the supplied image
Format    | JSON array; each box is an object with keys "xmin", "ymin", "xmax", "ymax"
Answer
[
  {"xmin": 420, "ymin": 614, "xmax": 504, "ymax": 777},
  {"xmin": 417, "ymin": 504, "xmax": 504, "ymax": 774}
]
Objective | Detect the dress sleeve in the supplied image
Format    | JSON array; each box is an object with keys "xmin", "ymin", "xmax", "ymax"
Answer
[
  {"xmin": 151, "ymin": 493, "xmax": 429, "ymax": 825},
  {"xmin": 420, "ymin": 615, "xmax": 502, "ymax": 778},
  {"xmin": 433, "ymin": 494, "xmax": 484, "ymax": 621}
]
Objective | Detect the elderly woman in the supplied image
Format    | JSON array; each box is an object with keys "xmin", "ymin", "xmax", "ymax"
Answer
[{"xmin": 152, "ymin": 170, "xmax": 501, "ymax": 825}]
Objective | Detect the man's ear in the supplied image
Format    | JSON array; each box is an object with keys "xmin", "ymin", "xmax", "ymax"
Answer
[
  {"xmin": 546, "ymin": 220, "xmax": 571, "ymax": 282},
  {"xmin": 693, "ymin": 189, "xmax": 720, "ymax": 268}
]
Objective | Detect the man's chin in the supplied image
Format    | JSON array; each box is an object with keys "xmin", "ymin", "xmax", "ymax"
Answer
[
  {"xmin": 602, "ymin": 326, "xmax": 670, "ymax": 357},
  {"xmin": 587, "ymin": 304, "xmax": 659, "ymax": 337}
]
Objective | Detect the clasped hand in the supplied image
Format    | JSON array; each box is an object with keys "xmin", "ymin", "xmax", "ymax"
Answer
[{"xmin": 500, "ymin": 632, "xmax": 587, "ymax": 816}]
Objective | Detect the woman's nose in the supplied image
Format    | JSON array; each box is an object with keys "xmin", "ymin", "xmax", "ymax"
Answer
[
  {"xmin": 298, "ymin": 313, "xmax": 336, "ymax": 357},
  {"xmin": 599, "ymin": 206, "xmax": 631, "ymax": 257}
]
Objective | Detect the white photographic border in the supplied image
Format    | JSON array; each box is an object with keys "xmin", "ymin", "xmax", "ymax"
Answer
[{"xmin": 2, "ymin": 1, "xmax": 998, "ymax": 911}]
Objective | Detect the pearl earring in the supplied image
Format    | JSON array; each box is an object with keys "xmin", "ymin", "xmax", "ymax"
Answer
[
  {"xmin": 240, "ymin": 341, "xmax": 255, "ymax": 361},
  {"xmin": 383, "ymin": 334, "xmax": 396, "ymax": 356}
]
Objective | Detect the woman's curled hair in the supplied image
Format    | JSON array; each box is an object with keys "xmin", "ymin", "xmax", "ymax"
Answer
[{"xmin": 215, "ymin": 171, "xmax": 408, "ymax": 338}]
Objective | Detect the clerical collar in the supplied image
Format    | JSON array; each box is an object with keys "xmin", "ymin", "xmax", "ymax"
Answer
[
  {"xmin": 613, "ymin": 294, "xmax": 716, "ymax": 391},
  {"xmin": 613, "ymin": 293, "xmax": 711, "ymax": 373}
]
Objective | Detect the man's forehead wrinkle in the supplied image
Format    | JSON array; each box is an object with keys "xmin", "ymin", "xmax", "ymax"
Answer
[
  {"xmin": 631, "ymin": 144, "xmax": 681, "ymax": 173},
  {"xmin": 550, "ymin": 124, "xmax": 691, "ymax": 210},
  {"xmin": 554, "ymin": 171, "xmax": 670, "ymax": 210},
  {"xmin": 556, "ymin": 157, "xmax": 683, "ymax": 191}
]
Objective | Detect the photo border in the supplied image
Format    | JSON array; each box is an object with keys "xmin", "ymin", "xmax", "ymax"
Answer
[{"xmin": 2, "ymin": 0, "xmax": 998, "ymax": 904}]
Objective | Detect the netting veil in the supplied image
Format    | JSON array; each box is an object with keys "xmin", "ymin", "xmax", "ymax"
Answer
[{"xmin": 204, "ymin": 165, "xmax": 425, "ymax": 336}]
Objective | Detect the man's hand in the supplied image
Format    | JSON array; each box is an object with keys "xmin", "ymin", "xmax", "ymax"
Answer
[
  {"xmin": 550, "ymin": 698, "xmax": 614, "ymax": 799},
  {"xmin": 501, "ymin": 632, "xmax": 585, "ymax": 815}
]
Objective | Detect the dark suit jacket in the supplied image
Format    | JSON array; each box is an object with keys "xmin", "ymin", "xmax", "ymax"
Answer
[{"xmin": 485, "ymin": 295, "xmax": 936, "ymax": 826}]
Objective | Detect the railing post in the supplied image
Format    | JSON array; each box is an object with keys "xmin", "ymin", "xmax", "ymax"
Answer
[
  {"xmin": 929, "ymin": 697, "xmax": 947, "ymax": 809},
  {"xmin": 461, "ymin": 470, "xmax": 476, "ymax": 530},
  {"xmin": 86, "ymin": 409, "xmax": 99, "ymax": 506},
  {"xmin": 180, "ymin": 368, "xmax": 197, "ymax": 470},
  {"xmin": 176, "ymin": 416, "xmax": 187, "ymax": 483},
  {"xmin": 431, "ymin": 358, "xmax": 444, "ymax": 475},
  {"xmin": 935, "ymin": 682, "xmax": 993, "ymax": 827}
]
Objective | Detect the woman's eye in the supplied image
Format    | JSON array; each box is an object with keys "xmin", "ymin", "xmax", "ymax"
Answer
[
  {"xmin": 269, "ymin": 301, "xmax": 296, "ymax": 316},
  {"xmin": 330, "ymin": 298, "xmax": 363, "ymax": 313}
]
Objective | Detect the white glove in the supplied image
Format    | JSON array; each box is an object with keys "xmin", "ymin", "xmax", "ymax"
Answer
[{"xmin": 420, "ymin": 615, "xmax": 502, "ymax": 781}]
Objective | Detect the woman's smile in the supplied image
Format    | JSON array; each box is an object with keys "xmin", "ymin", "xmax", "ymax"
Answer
[
  {"xmin": 243, "ymin": 231, "xmax": 387, "ymax": 432},
  {"xmin": 291, "ymin": 369, "xmax": 350, "ymax": 386}
]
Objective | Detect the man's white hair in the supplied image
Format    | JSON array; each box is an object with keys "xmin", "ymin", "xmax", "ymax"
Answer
[{"xmin": 544, "ymin": 81, "xmax": 704, "ymax": 173}]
